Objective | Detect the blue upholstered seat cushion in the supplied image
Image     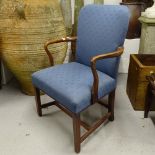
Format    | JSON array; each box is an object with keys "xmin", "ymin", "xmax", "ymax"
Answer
[{"xmin": 32, "ymin": 62, "xmax": 116, "ymax": 113}]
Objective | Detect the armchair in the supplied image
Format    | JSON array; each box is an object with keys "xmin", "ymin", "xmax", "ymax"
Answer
[{"xmin": 32, "ymin": 5, "xmax": 129, "ymax": 153}]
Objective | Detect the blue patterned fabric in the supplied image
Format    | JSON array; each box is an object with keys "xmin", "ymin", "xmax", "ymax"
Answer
[
  {"xmin": 32, "ymin": 5, "xmax": 129, "ymax": 114},
  {"xmin": 76, "ymin": 5, "xmax": 129, "ymax": 78},
  {"xmin": 32, "ymin": 62, "xmax": 116, "ymax": 113}
]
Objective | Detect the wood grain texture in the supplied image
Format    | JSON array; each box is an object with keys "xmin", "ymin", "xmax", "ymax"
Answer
[
  {"xmin": 34, "ymin": 42, "xmax": 121, "ymax": 153},
  {"xmin": 44, "ymin": 36, "xmax": 77, "ymax": 66},
  {"xmin": 0, "ymin": 0, "xmax": 67, "ymax": 95},
  {"xmin": 127, "ymin": 54, "xmax": 155, "ymax": 110},
  {"xmin": 91, "ymin": 47, "xmax": 124, "ymax": 103},
  {"xmin": 34, "ymin": 92, "xmax": 112, "ymax": 153}
]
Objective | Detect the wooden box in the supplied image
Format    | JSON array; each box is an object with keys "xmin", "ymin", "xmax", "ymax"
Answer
[{"xmin": 127, "ymin": 54, "xmax": 155, "ymax": 110}]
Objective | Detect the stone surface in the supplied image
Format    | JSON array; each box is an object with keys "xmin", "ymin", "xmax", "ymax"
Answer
[{"xmin": 139, "ymin": 16, "xmax": 155, "ymax": 54}]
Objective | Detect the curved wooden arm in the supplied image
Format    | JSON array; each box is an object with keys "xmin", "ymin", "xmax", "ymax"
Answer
[
  {"xmin": 44, "ymin": 36, "xmax": 77, "ymax": 66},
  {"xmin": 90, "ymin": 47, "xmax": 124, "ymax": 103}
]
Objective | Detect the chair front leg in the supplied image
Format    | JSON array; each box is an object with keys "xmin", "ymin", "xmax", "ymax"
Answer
[
  {"xmin": 108, "ymin": 89, "xmax": 115, "ymax": 121},
  {"xmin": 73, "ymin": 114, "xmax": 81, "ymax": 153},
  {"xmin": 34, "ymin": 87, "xmax": 42, "ymax": 117}
]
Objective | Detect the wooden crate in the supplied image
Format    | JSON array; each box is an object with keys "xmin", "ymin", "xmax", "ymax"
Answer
[{"xmin": 127, "ymin": 54, "xmax": 155, "ymax": 110}]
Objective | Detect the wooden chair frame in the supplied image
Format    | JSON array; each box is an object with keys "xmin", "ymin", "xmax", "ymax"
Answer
[{"xmin": 34, "ymin": 37, "xmax": 124, "ymax": 153}]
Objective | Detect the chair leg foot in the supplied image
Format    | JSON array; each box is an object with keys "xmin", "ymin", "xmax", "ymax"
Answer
[
  {"xmin": 34, "ymin": 87, "xmax": 42, "ymax": 117},
  {"xmin": 108, "ymin": 90, "xmax": 115, "ymax": 121},
  {"xmin": 109, "ymin": 114, "xmax": 114, "ymax": 121},
  {"xmin": 73, "ymin": 114, "xmax": 81, "ymax": 153}
]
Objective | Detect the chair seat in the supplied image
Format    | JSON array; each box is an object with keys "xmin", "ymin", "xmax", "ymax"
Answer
[{"xmin": 32, "ymin": 62, "xmax": 116, "ymax": 113}]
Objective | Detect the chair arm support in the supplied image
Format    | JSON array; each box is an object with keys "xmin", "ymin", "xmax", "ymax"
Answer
[
  {"xmin": 90, "ymin": 47, "xmax": 124, "ymax": 103},
  {"xmin": 44, "ymin": 36, "xmax": 77, "ymax": 66}
]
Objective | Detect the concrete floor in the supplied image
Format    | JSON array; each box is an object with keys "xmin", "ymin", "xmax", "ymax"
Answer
[{"xmin": 0, "ymin": 74, "xmax": 155, "ymax": 155}]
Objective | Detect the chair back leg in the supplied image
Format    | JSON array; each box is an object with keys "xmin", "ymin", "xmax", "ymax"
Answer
[
  {"xmin": 108, "ymin": 89, "xmax": 115, "ymax": 121},
  {"xmin": 73, "ymin": 114, "xmax": 81, "ymax": 153}
]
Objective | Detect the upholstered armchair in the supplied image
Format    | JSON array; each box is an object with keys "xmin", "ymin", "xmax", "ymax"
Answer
[{"xmin": 32, "ymin": 5, "xmax": 129, "ymax": 153}]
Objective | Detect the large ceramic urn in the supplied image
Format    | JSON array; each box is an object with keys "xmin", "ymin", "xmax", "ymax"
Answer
[{"xmin": 0, "ymin": 0, "xmax": 67, "ymax": 95}]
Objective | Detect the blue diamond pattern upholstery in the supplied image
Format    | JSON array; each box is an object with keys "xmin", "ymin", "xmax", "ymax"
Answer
[
  {"xmin": 32, "ymin": 62, "xmax": 116, "ymax": 113},
  {"xmin": 32, "ymin": 5, "xmax": 129, "ymax": 113},
  {"xmin": 76, "ymin": 5, "xmax": 130, "ymax": 78}
]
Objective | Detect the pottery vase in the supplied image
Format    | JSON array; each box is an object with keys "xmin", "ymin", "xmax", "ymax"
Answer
[{"xmin": 0, "ymin": 0, "xmax": 67, "ymax": 95}]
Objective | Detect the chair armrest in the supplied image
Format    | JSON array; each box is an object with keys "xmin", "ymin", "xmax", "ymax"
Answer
[
  {"xmin": 90, "ymin": 47, "xmax": 124, "ymax": 103},
  {"xmin": 44, "ymin": 36, "xmax": 77, "ymax": 66}
]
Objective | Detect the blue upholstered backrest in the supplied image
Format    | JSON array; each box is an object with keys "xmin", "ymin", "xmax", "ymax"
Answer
[{"xmin": 76, "ymin": 5, "xmax": 129, "ymax": 78}]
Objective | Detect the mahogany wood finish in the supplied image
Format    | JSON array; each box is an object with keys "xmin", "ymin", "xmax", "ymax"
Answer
[
  {"xmin": 73, "ymin": 114, "xmax": 81, "ymax": 153},
  {"xmin": 80, "ymin": 112, "xmax": 111, "ymax": 143},
  {"xmin": 44, "ymin": 36, "xmax": 77, "ymax": 66},
  {"xmin": 34, "ymin": 87, "xmax": 42, "ymax": 116},
  {"xmin": 144, "ymin": 73, "xmax": 155, "ymax": 118},
  {"xmin": 34, "ymin": 38, "xmax": 124, "ymax": 153},
  {"xmin": 91, "ymin": 47, "xmax": 123, "ymax": 104},
  {"xmin": 108, "ymin": 89, "xmax": 116, "ymax": 121}
]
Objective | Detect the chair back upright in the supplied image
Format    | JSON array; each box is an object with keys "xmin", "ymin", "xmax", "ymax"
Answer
[{"xmin": 76, "ymin": 5, "xmax": 130, "ymax": 78}]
